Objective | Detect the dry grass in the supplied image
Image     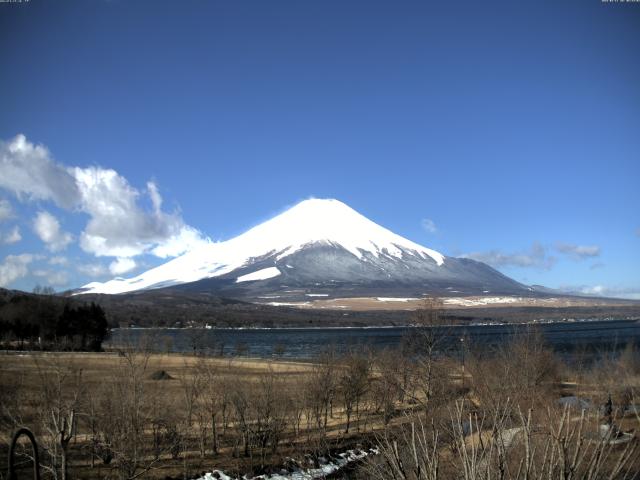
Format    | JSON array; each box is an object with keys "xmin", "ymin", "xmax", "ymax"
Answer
[
  {"xmin": 0, "ymin": 352, "xmax": 376, "ymax": 480},
  {"xmin": 1, "ymin": 342, "xmax": 638, "ymax": 480},
  {"xmin": 257, "ymin": 295, "xmax": 639, "ymax": 311}
]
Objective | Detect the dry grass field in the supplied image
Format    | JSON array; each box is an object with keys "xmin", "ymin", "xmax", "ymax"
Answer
[
  {"xmin": 259, "ymin": 295, "xmax": 640, "ymax": 311},
  {"xmin": 0, "ymin": 352, "xmax": 331, "ymax": 479},
  {"xmin": 0, "ymin": 350, "xmax": 399, "ymax": 480},
  {"xmin": 1, "ymin": 333, "xmax": 639, "ymax": 480}
]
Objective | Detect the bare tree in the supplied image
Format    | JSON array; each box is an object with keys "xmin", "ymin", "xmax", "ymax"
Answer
[
  {"xmin": 178, "ymin": 358, "xmax": 204, "ymax": 470},
  {"xmin": 372, "ymin": 350, "xmax": 403, "ymax": 427},
  {"xmin": 467, "ymin": 327, "xmax": 558, "ymax": 424},
  {"xmin": 229, "ymin": 378, "xmax": 251, "ymax": 458},
  {"xmin": 249, "ymin": 369, "xmax": 290, "ymax": 468},
  {"xmin": 33, "ymin": 358, "xmax": 83, "ymax": 480},
  {"xmin": 195, "ymin": 358, "xmax": 226, "ymax": 456},
  {"xmin": 405, "ymin": 297, "xmax": 454, "ymax": 414},
  {"xmin": 306, "ymin": 350, "xmax": 338, "ymax": 432},
  {"xmin": 338, "ymin": 352, "xmax": 370, "ymax": 433},
  {"xmin": 365, "ymin": 414, "xmax": 440, "ymax": 480},
  {"xmin": 367, "ymin": 399, "xmax": 639, "ymax": 480},
  {"xmin": 93, "ymin": 347, "xmax": 181, "ymax": 480}
]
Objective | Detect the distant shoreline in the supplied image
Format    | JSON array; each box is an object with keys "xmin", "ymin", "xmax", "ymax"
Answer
[{"xmin": 110, "ymin": 316, "xmax": 640, "ymax": 332}]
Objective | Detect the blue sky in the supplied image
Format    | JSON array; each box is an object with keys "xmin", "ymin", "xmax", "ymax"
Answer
[{"xmin": 0, "ymin": 0, "xmax": 638, "ymax": 297}]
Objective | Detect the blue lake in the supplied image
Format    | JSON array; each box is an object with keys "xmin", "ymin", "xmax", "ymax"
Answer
[{"xmin": 106, "ymin": 319, "xmax": 640, "ymax": 361}]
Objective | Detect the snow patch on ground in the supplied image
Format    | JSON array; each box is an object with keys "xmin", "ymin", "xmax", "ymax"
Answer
[
  {"xmin": 266, "ymin": 301, "xmax": 311, "ymax": 307},
  {"xmin": 376, "ymin": 297, "xmax": 420, "ymax": 302},
  {"xmin": 196, "ymin": 448, "xmax": 377, "ymax": 480},
  {"xmin": 236, "ymin": 267, "xmax": 281, "ymax": 283},
  {"xmin": 443, "ymin": 296, "xmax": 522, "ymax": 306}
]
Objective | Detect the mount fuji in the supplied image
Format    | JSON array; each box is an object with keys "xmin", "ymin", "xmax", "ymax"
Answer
[{"xmin": 77, "ymin": 199, "xmax": 529, "ymax": 301}]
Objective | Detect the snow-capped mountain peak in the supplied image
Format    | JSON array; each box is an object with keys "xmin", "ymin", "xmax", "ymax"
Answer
[
  {"xmin": 79, "ymin": 198, "xmax": 445, "ymax": 295},
  {"xmin": 234, "ymin": 198, "xmax": 444, "ymax": 264}
]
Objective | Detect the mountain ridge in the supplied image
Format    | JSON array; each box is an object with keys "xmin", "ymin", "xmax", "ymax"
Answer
[{"xmin": 77, "ymin": 198, "xmax": 529, "ymax": 299}]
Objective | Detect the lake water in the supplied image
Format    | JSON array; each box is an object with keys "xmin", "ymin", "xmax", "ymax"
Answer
[{"xmin": 106, "ymin": 319, "xmax": 640, "ymax": 361}]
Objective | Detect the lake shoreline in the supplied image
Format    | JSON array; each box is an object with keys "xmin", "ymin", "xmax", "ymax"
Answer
[{"xmin": 108, "ymin": 316, "xmax": 640, "ymax": 332}]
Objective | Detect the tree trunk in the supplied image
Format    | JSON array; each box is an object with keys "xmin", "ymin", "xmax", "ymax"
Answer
[
  {"xmin": 60, "ymin": 444, "xmax": 68, "ymax": 480},
  {"xmin": 345, "ymin": 407, "xmax": 351, "ymax": 434},
  {"xmin": 212, "ymin": 414, "xmax": 218, "ymax": 454}
]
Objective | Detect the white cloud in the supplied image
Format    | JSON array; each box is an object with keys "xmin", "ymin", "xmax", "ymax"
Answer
[
  {"xmin": 463, "ymin": 241, "xmax": 603, "ymax": 270},
  {"xmin": 33, "ymin": 211, "xmax": 73, "ymax": 252},
  {"xmin": 77, "ymin": 263, "xmax": 109, "ymax": 277},
  {"xmin": 74, "ymin": 167, "xmax": 189, "ymax": 258},
  {"xmin": 0, "ymin": 253, "xmax": 37, "ymax": 287},
  {"xmin": 461, "ymin": 242, "xmax": 556, "ymax": 270},
  {"xmin": 555, "ymin": 242, "xmax": 601, "ymax": 260},
  {"xmin": 48, "ymin": 256, "xmax": 69, "ymax": 266},
  {"xmin": 0, "ymin": 199, "xmax": 13, "ymax": 222},
  {"xmin": 0, "ymin": 200, "xmax": 20, "ymax": 244},
  {"xmin": 421, "ymin": 218, "xmax": 437, "ymax": 234},
  {"xmin": 73, "ymin": 168, "xmax": 209, "ymax": 258},
  {"xmin": 0, "ymin": 134, "xmax": 80, "ymax": 208},
  {"xmin": 0, "ymin": 134, "xmax": 210, "ymax": 264},
  {"xmin": 33, "ymin": 269, "xmax": 69, "ymax": 287},
  {"xmin": 1, "ymin": 226, "xmax": 21, "ymax": 245},
  {"xmin": 109, "ymin": 257, "xmax": 136, "ymax": 275},
  {"xmin": 561, "ymin": 284, "xmax": 640, "ymax": 301},
  {"xmin": 147, "ymin": 181, "xmax": 163, "ymax": 212},
  {"xmin": 581, "ymin": 285, "xmax": 606, "ymax": 295},
  {"xmin": 151, "ymin": 225, "xmax": 210, "ymax": 258}
]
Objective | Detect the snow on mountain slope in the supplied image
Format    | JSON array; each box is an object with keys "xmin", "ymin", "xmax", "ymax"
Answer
[
  {"xmin": 236, "ymin": 267, "xmax": 281, "ymax": 283},
  {"xmin": 78, "ymin": 199, "xmax": 445, "ymax": 295}
]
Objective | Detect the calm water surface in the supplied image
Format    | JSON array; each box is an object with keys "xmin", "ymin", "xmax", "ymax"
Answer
[{"xmin": 106, "ymin": 319, "xmax": 640, "ymax": 361}]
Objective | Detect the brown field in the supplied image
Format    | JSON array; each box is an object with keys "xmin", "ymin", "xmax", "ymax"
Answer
[
  {"xmin": 258, "ymin": 295, "xmax": 640, "ymax": 311},
  {"xmin": 1, "ymin": 352, "xmax": 326, "ymax": 478},
  {"xmin": 0, "ymin": 350, "xmax": 401, "ymax": 480},
  {"xmin": 1, "ymin": 333, "xmax": 639, "ymax": 480}
]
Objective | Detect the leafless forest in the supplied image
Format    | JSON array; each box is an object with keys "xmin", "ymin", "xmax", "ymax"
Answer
[{"xmin": 1, "ymin": 303, "xmax": 639, "ymax": 479}]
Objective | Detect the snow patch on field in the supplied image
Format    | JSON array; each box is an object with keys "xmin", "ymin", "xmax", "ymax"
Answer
[
  {"xmin": 266, "ymin": 301, "xmax": 311, "ymax": 307},
  {"xmin": 376, "ymin": 297, "xmax": 420, "ymax": 302},
  {"xmin": 443, "ymin": 296, "xmax": 522, "ymax": 306},
  {"xmin": 236, "ymin": 267, "xmax": 281, "ymax": 283},
  {"xmin": 196, "ymin": 448, "xmax": 378, "ymax": 480}
]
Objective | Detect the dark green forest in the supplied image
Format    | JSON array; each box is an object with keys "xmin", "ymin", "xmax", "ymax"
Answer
[{"xmin": 0, "ymin": 290, "xmax": 109, "ymax": 351}]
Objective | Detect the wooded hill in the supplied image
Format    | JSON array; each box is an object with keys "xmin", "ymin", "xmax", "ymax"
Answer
[{"xmin": 0, "ymin": 288, "xmax": 109, "ymax": 351}]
